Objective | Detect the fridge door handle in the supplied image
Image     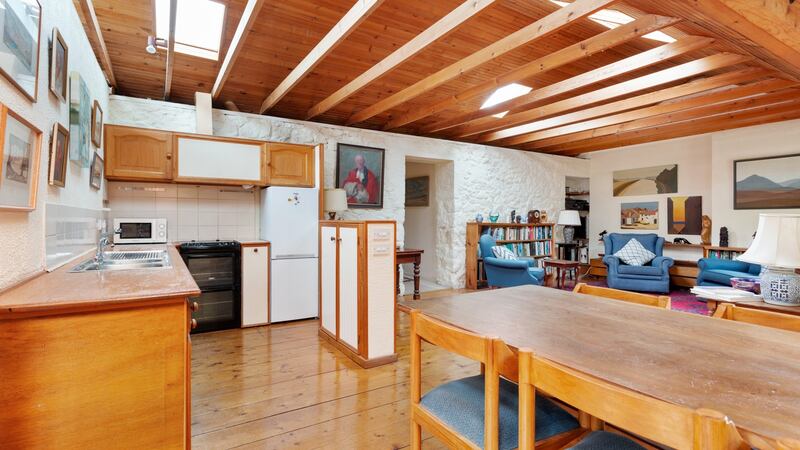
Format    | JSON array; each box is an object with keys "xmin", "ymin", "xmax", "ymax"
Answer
[{"xmin": 274, "ymin": 253, "xmax": 317, "ymax": 259}]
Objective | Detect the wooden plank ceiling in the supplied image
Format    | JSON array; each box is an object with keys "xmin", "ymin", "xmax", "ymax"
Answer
[{"xmin": 75, "ymin": 0, "xmax": 800, "ymax": 156}]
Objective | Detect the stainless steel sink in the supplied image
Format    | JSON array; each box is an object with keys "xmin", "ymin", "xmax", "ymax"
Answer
[{"xmin": 70, "ymin": 250, "xmax": 172, "ymax": 272}]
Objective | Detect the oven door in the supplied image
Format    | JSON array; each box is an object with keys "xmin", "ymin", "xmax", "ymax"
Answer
[
  {"xmin": 191, "ymin": 288, "xmax": 241, "ymax": 333},
  {"xmin": 182, "ymin": 252, "xmax": 238, "ymax": 290}
]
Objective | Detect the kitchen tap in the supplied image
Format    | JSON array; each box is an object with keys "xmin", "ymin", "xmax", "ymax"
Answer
[{"xmin": 95, "ymin": 229, "xmax": 120, "ymax": 267}]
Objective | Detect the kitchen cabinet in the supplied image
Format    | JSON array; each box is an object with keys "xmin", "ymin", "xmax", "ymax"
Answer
[
  {"xmin": 268, "ymin": 143, "xmax": 315, "ymax": 187},
  {"xmin": 318, "ymin": 220, "xmax": 397, "ymax": 368},
  {"xmin": 241, "ymin": 242, "xmax": 270, "ymax": 326},
  {"xmin": 174, "ymin": 134, "xmax": 269, "ymax": 186},
  {"xmin": 105, "ymin": 125, "xmax": 173, "ymax": 181}
]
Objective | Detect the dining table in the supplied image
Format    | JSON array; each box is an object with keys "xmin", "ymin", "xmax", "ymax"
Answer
[{"xmin": 399, "ymin": 285, "xmax": 800, "ymax": 446}]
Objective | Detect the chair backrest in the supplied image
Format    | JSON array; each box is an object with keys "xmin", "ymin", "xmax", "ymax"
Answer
[
  {"xmin": 517, "ymin": 349, "xmax": 747, "ymax": 450},
  {"xmin": 604, "ymin": 233, "xmax": 663, "ymax": 256},
  {"xmin": 479, "ymin": 233, "xmax": 497, "ymax": 260},
  {"xmin": 573, "ymin": 283, "xmax": 671, "ymax": 309},
  {"xmin": 713, "ymin": 303, "xmax": 800, "ymax": 332}
]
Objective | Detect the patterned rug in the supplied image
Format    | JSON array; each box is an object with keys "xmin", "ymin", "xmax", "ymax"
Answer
[{"xmin": 561, "ymin": 278, "xmax": 709, "ymax": 316}]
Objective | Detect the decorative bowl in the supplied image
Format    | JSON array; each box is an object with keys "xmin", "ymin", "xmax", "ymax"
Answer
[{"xmin": 730, "ymin": 277, "xmax": 760, "ymax": 293}]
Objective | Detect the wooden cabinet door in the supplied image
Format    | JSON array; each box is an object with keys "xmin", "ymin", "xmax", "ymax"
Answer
[
  {"xmin": 105, "ymin": 125, "xmax": 173, "ymax": 181},
  {"xmin": 320, "ymin": 226, "xmax": 338, "ymax": 336},
  {"xmin": 241, "ymin": 244, "xmax": 270, "ymax": 326},
  {"xmin": 268, "ymin": 143, "xmax": 315, "ymax": 187},
  {"xmin": 337, "ymin": 226, "xmax": 360, "ymax": 351}
]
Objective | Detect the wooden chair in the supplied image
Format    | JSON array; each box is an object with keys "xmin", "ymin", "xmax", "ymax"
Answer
[
  {"xmin": 573, "ymin": 283, "xmax": 671, "ymax": 309},
  {"xmin": 517, "ymin": 349, "xmax": 749, "ymax": 450},
  {"xmin": 712, "ymin": 302, "xmax": 800, "ymax": 332},
  {"xmin": 409, "ymin": 311, "xmax": 581, "ymax": 450}
]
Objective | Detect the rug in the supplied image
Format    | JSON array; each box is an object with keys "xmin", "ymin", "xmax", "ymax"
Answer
[{"xmin": 561, "ymin": 278, "xmax": 709, "ymax": 316}]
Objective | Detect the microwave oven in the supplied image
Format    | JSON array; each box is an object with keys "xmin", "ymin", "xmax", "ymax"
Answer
[{"xmin": 113, "ymin": 218, "xmax": 168, "ymax": 244}]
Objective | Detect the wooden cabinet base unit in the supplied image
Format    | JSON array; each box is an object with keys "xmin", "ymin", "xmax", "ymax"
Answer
[{"xmin": 241, "ymin": 242, "xmax": 271, "ymax": 326}]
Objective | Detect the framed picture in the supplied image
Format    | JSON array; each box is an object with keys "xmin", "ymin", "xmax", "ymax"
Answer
[
  {"xmin": 91, "ymin": 100, "xmax": 103, "ymax": 147},
  {"xmin": 405, "ymin": 176, "xmax": 429, "ymax": 207},
  {"xmin": 0, "ymin": 0, "xmax": 42, "ymax": 101},
  {"xmin": 667, "ymin": 196, "xmax": 702, "ymax": 235},
  {"xmin": 48, "ymin": 123, "xmax": 68, "ymax": 187},
  {"xmin": 734, "ymin": 153, "xmax": 800, "ymax": 209},
  {"xmin": 620, "ymin": 202, "xmax": 659, "ymax": 230},
  {"xmin": 0, "ymin": 104, "xmax": 42, "ymax": 211},
  {"xmin": 89, "ymin": 151, "xmax": 103, "ymax": 190},
  {"xmin": 49, "ymin": 27, "xmax": 68, "ymax": 102},
  {"xmin": 69, "ymin": 71, "xmax": 91, "ymax": 167},
  {"xmin": 613, "ymin": 164, "xmax": 677, "ymax": 196},
  {"xmin": 335, "ymin": 143, "xmax": 385, "ymax": 209}
]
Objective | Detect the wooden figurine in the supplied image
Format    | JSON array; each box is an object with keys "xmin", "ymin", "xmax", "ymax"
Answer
[
  {"xmin": 701, "ymin": 215, "xmax": 712, "ymax": 245},
  {"xmin": 719, "ymin": 227, "xmax": 729, "ymax": 247}
]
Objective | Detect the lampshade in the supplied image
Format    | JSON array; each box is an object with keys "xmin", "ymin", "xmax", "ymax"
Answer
[
  {"xmin": 557, "ymin": 210, "xmax": 582, "ymax": 226},
  {"xmin": 323, "ymin": 189, "xmax": 348, "ymax": 212},
  {"xmin": 738, "ymin": 214, "xmax": 800, "ymax": 268}
]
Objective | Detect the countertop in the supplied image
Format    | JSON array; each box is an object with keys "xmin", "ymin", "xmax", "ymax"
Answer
[{"xmin": 0, "ymin": 245, "xmax": 200, "ymax": 317}]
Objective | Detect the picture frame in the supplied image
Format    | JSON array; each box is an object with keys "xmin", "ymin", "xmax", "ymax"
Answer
[
  {"xmin": 620, "ymin": 202, "xmax": 659, "ymax": 230},
  {"xmin": 0, "ymin": 0, "xmax": 42, "ymax": 101},
  {"xmin": 49, "ymin": 27, "xmax": 68, "ymax": 102},
  {"xmin": 335, "ymin": 143, "xmax": 385, "ymax": 209},
  {"xmin": 0, "ymin": 104, "xmax": 42, "ymax": 211},
  {"xmin": 613, "ymin": 164, "xmax": 678, "ymax": 197},
  {"xmin": 733, "ymin": 153, "xmax": 800, "ymax": 210},
  {"xmin": 69, "ymin": 71, "xmax": 91, "ymax": 167},
  {"xmin": 405, "ymin": 176, "xmax": 429, "ymax": 207},
  {"xmin": 91, "ymin": 100, "xmax": 103, "ymax": 147},
  {"xmin": 89, "ymin": 151, "xmax": 103, "ymax": 190},
  {"xmin": 48, "ymin": 123, "xmax": 69, "ymax": 187}
]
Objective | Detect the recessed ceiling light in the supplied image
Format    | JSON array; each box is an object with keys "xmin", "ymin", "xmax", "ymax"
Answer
[{"xmin": 481, "ymin": 83, "xmax": 533, "ymax": 118}]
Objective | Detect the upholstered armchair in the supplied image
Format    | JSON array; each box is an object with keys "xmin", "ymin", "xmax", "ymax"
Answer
[
  {"xmin": 697, "ymin": 259, "xmax": 761, "ymax": 287},
  {"xmin": 478, "ymin": 234, "xmax": 545, "ymax": 288},
  {"xmin": 603, "ymin": 233, "xmax": 673, "ymax": 294}
]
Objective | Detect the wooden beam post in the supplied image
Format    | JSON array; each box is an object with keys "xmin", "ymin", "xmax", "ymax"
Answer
[
  {"xmin": 212, "ymin": 0, "xmax": 267, "ymax": 100},
  {"xmin": 164, "ymin": 0, "xmax": 177, "ymax": 100},
  {"xmin": 76, "ymin": 0, "xmax": 117, "ymax": 88}
]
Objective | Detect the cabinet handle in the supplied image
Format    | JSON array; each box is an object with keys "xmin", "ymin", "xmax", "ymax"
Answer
[
  {"xmin": 330, "ymin": 236, "xmax": 336, "ymax": 242},
  {"xmin": 166, "ymin": 154, "xmax": 172, "ymax": 160},
  {"xmin": 190, "ymin": 319, "xmax": 198, "ymax": 330},
  {"xmin": 337, "ymin": 238, "xmax": 342, "ymax": 242},
  {"xmin": 253, "ymin": 248, "xmax": 259, "ymax": 253},
  {"xmin": 190, "ymin": 302, "xmax": 199, "ymax": 312}
]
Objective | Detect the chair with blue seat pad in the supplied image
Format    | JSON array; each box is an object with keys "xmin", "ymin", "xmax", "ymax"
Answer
[
  {"xmin": 696, "ymin": 258, "xmax": 761, "ymax": 287},
  {"xmin": 479, "ymin": 234, "xmax": 544, "ymax": 288},
  {"xmin": 602, "ymin": 233, "xmax": 673, "ymax": 294},
  {"xmin": 410, "ymin": 311, "xmax": 581, "ymax": 450}
]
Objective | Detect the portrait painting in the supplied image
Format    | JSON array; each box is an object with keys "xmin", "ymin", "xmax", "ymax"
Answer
[
  {"xmin": 620, "ymin": 202, "xmax": 659, "ymax": 230},
  {"xmin": 613, "ymin": 164, "xmax": 677, "ymax": 197},
  {"xmin": 69, "ymin": 72, "xmax": 91, "ymax": 167},
  {"xmin": 405, "ymin": 176, "xmax": 429, "ymax": 207},
  {"xmin": 91, "ymin": 100, "xmax": 103, "ymax": 147},
  {"xmin": 0, "ymin": 0, "xmax": 42, "ymax": 101},
  {"xmin": 0, "ymin": 105, "xmax": 42, "ymax": 211},
  {"xmin": 335, "ymin": 143, "xmax": 385, "ymax": 209},
  {"xmin": 734, "ymin": 154, "xmax": 800, "ymax": 209},
  {"xmin": 667, "ymin": 196, "xmax": 702, "ymax": 235},
  {"xmin": 49, "ymin": 27, "xmax": 68, "ymax": 102},
  {"xmin": 49, "ymin": 123, "xmax": 69, "ymax": 187}
]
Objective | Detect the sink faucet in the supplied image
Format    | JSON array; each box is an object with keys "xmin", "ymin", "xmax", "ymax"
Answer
[{"xmin": 95, "ymin": 229, "xmax": 118, "ymax": 267}]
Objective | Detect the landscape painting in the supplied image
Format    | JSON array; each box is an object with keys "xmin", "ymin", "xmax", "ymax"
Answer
[
  {"xmin": 69, "ymin": 72, "xmax": 92, "ymax": 167},
  {"xmin": 734, "ymin": 154, "xmax": 800, "ymax": 209},
  {"xmin": 405, "ymin": 176, "xmax": 429, "ymax": 207},
  {"xmin": 613, "ymin": 164, "xmax": 677, "ymax": 197},
  {"xmin": 621, "ymin": 202, "xmax": 659, "ymax": 230},
  {"xmin": 668, "ymin": 196, "xmax": 702, "ymax": 234}
]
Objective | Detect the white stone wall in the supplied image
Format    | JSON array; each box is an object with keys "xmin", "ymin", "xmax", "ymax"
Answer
[{"xmin": 108, "ymin": 96, "xmax": 589, "ymax": 288}]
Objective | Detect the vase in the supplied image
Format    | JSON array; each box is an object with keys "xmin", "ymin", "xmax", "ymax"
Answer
[
  {"xmin": 489, "ymin": 211, "xmax": 500, "ymax": 223},
  {"xmin": 475, "ymin": 213, "xmax": 483, "ymax": 223},
  {"xmin": 760, "ymin": 266, "xmax": 800, "ymax": 306}
]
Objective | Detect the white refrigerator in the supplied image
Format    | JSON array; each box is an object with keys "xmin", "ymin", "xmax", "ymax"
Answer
[{"xmin": 260, "ymin": 186, "xmax": 319, "ymax": 323}]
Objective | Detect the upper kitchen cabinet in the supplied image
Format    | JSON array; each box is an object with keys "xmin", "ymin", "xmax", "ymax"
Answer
[
  {"xmin": 268, "ymin": 143, "xmax": 315, "ymax": 187},
  {"xmin": 174, "ymin": 134, "xmax": 269, "ymax": 186},
  {"xmin": 105, "ymin": 125, "xmax": 173, "ymax": 181}
]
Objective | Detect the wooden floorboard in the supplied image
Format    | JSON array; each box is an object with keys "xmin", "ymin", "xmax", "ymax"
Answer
[{"xmin": 191, "ymin": 289, "xmax": 472, "ymax": 449}]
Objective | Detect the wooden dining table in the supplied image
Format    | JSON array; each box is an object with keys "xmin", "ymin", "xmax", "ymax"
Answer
[{"xmin": 399, "ymin": 285, "xmax": 800, "ymax": 446}]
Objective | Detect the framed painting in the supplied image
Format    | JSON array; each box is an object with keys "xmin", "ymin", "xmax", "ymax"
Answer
[
  {"xmin": 91, "ymin": 100, "xmax": 103, "ymax": 147},
  {"xmin": 49, "ymin": 27, "xmax": 68, "ymax": 102},
  {"xmin": 335, "ymin": 143, "xmax": 385, "ymax": 209},
  {"xmin": 405, "ymin": 176, "xmax": 429, "ymax": 207},
  {"xmin": 734, "ymin": 153, "xmax": 800, "ymax": 209},
  {"xmin": 620, "ymin": 202, "xmax": 659, "ymax": 230},
  {"xmin": 48, "ymin": 123, "xmax": 68, "ymax": 187},
  {"xmin": 89, "ymin": 151, "xmax": 103, "ymax": 190},
  {"xmin": 613, "ymin": 164, "xmax": 677, "ymax": 196},
  {"xmin": 667, "ymin": 196, "xmax": 702, "ymax": 235},
  {"xmin": 0, "ymin": 104, "xmax": 42, "ymax": 211},
  {"xmin": 69, "ymin": 71, "xmax": 91, "ymax": 167},
  {"xmin": 0, "ymin": 0, "xmax": 42, "ymax": 101}
]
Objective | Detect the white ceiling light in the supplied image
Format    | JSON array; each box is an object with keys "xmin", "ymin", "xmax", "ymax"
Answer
[
  {"xmin": 549, "ymin": 0, "xmax": 676, "ymax": 44},
  {"xmin": 481, "ymin": 83, "xmax": 533, "ymax": 118},
  {"xmin": 155, "ymin": 0, "xmax": 226, "ymax": 60}
]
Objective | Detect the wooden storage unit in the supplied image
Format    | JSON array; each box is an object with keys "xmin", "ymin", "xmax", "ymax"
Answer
[
  {"xmin": 105, "ymin": 124, "xmax": 173, "ymax": 181},
  {"xmin": 173, "ymin": 133, "xmax": 269, "ymax": 186},
  {"xmin": 319, "ymin": 220, "xmax": 397, "ymax": 368},
  {"xmin": 268, "ymin": 143, "xmax": 316, "ymax": 187},
  {"xmin": 241, "ymin": 242, "xmax": 271, "ymax": 327},
  {"xmin": 703, "ymin": 245, "xmax": 748, "ymax": 260},
  {"xmin": 465, "ymin": 222, "xmax": 555, "ymax": 290}
]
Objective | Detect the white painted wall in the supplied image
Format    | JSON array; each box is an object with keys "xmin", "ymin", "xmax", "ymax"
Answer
[
  {"xmin": 0, "ymin": 0, "xmax": 109, "ymax": 288},
  {"xmin": 404, "ymin": 160, "xmax": 439, "ymax": 282}
]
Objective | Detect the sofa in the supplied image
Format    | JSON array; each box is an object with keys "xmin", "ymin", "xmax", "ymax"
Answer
[
  {"xmin": 696, "ymin": 258, "xmax": 761, "ymax": 287},
  {"xmin": 479, "ymin": 234, "xmax": 545, "ymax": 288},
  {"xmin": 603, "ymin": 233, "xmax": 674, "ymax": 294}
]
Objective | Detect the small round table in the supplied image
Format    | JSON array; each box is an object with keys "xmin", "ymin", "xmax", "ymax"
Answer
[{"xmin": 543, "ymin": 259, "xmax": 581, "ymax": 289}]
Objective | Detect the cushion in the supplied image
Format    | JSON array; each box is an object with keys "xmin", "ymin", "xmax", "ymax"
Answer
[
  {"xmin": 617, "ymin": 265, "xmax": 663, "ymax": 277},
  {"xmin": 492, "ymin": 246, "xmax": 518, "ymax": 260},
  {"xmin": 420, "ymin": 375, "xmax": 579, "ymax": 450},
  {"xmin": 702, "ymin": 269, "xmax": 755, "ymax": 286},
  {"xmin": 613, "ymin": 239, "xmax": 656, "ymax": 266},
  {"xmin": 568, "ymin": 431, "xmax": 646, "ymax": 450},
  {"xmin": 529, "ymin": 267, "xmax": 545, "ymax": 279}
]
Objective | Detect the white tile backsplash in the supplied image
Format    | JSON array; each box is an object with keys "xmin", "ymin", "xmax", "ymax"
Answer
[{"xmin": 46, "ymin": 203, "xmax": 108, "ymax": 270}]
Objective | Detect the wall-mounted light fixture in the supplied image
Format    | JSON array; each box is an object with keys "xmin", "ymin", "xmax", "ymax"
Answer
[{"xmin": 145, "ymin": 36, "xmax": 168, "ymax": 54}]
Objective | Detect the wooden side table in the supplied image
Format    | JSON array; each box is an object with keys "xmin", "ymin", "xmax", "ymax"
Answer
[
  {"xmin": 543, "ymin": 259, "xmax": 581, "ymax": 289},
  {"xmin": 396, "ymin": 249, "xmax": 424, "ymax": 299}
]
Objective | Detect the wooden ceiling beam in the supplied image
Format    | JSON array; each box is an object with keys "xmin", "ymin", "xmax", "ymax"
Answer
[
  {"xmin": 426, "ymin": 35, "xmax": 710, "ymax": 135},
  {"xmin": 259, "ymin": 0, "xmax": 386, "ymax": 114},
  {"xmin": 305, "ymin": 0, "xmax": 498, "ymax": 120},
  {"xmin": 383, "ymin": 14, "xmax": 681, "ymax": 131},
  {"xmin": 163, "ymin": 0, "xmax": 177, "ymax": 100},
  {"xmin": 75, "ymin": 0, "xmax": 117, "ymax": 88},
  {"xmin": 472, "ymin": 52, "xmax": 753, "ymax": 143},
  {"xmin": 212, "ymin": 0, "xmax": 267, "ymax": 100},
  {"xmin": 518, "ymin": 77, "xmax": 797, "ymax": 147},
  {"xmin": 344, "ymin": 0, "xmax": 622, "ymax": 125}
]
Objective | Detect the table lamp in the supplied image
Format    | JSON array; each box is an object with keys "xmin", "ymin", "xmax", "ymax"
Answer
[
  {"xmin": 558, "ymin": 210, "xmax": 582, "ymax": 243},
  {"xmin": 323, "ymin": 188, "xmax": 348, "ymax": 220},
  {"xmin": 738, "ymin": 213, "xmax": 800, "ymax": 306}
]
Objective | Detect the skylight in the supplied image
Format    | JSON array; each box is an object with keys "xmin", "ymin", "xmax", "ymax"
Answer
[
  {"xmin": 549, "ymin": 0, "xmax": 676, "ymax": 44},
  {"xmin": 481, "ymin": 83, "xmax": 533, "ymax": 118},
  {"xmin": 155, "ymin": 0, "xmax": 226, "ymax": 60}
]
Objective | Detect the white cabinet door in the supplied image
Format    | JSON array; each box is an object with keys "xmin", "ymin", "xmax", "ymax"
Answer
[
  {"xmin": 242, "ymin": 245, "xmax": 269, "ymax": 326},
  {"xmin": 174, "ymin": 135, "xmax": 267, "ymax": 185},
  {"xmin": 320, "ymin": 226, "xmax": 338, "ymax": 335},
  {"xmin": 338, "ymin": 227, "xmax": 359, "ymax": 350}
]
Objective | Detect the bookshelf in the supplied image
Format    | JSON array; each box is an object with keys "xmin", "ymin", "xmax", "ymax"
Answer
[
  {"xmin": 703, "ymin": 246, "xmax": 748, "ymax": 260},
  {"xmin": 465, "ymin": 222, "xmax": 556, "ymax": 289}
]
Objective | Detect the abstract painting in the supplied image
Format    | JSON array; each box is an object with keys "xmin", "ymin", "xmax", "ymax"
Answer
[
  {"xmin": 49, "ymin": 123, "xmax": 69, "ymax": 187},
  {"xmin": 668, "ymin": 196, "xmax": 702, "ymax": 235},
  {"xmin": 734, "ymin": 154, "xmax": 800, "ymax": 209},
  {"xmin": 620, "ymin": 202, "xmax": 659, "ymax": 230},
  {"xmin": 613, "ymin": 164, "xmax": 677, "ymax": 196},
  {"xmin": 405, "ymin": 176, "xmax": 429, "ymax": 207},
  {"xmin": 336, "ymin": 143, "xmax": 384, "ymax": 209},
  {"xmin": 49, "ymin": 27, "xmax": 68, "ymax": 102},
  {"xmin": 0, "ymin": 0, "xmax": 42, "ymax": 100},
  {"xmin": 69, "ymin": 72, "xmax": 91, "ymax": 167}
]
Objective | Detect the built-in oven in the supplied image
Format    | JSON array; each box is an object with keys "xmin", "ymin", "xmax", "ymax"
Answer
[
  {"xmin": 113, "ymin": 218, "xmax": 168, "ymax": 244},
  {"xmin": 179, "ymin": 241, "xmax": 241, "ymax": 333}
]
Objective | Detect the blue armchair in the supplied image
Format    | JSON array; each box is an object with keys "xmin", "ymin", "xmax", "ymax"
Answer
[
  {"xmin": 479, "ymin": 234, "xmax": 545, "ymax": 288},
  {"xmin": 697, "ymin": 258, "xmax": 761, "ymax": 286},
  {"xmin": 603, "ymin": 233, "xmax": 674, "ymax": 294}
]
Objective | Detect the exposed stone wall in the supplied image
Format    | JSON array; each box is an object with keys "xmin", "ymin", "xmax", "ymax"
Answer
[{"xmin": 109, "ymin": 96, "xmax": 589, "ymax": 288}]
